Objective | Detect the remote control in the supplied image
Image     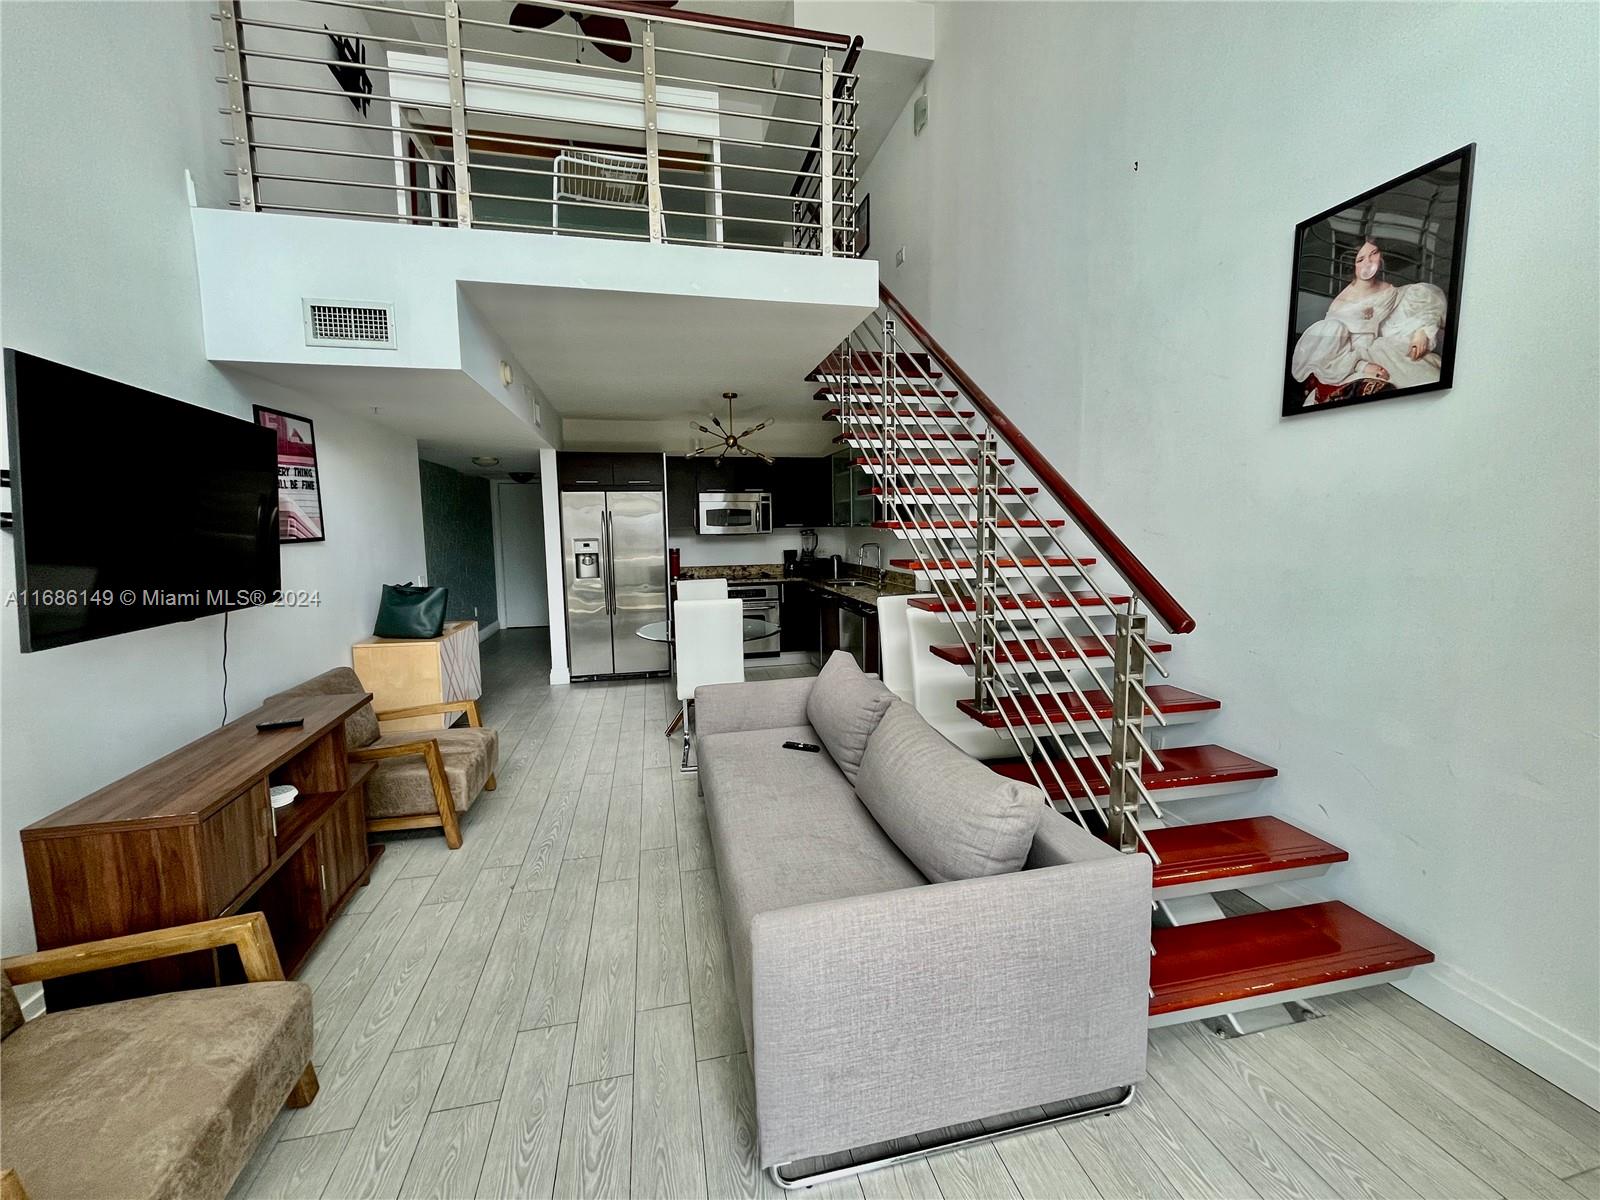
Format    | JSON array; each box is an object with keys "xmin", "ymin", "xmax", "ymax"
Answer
[
  {"xmin": 781, "ymin": 740, "xmax": 822, "ymax": 753},
  {"xmin": 256, "ymin": 717, "xmax": 305, "ymax": 732}
]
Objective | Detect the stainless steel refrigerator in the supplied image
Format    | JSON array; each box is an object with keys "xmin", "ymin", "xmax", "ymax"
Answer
[{"xmin": 560, "ymin": 489, "xmax": 669, "ymax": 680}]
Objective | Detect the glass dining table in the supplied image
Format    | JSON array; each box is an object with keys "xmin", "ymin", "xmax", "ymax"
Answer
[
  {"xmin": 638, "ymin": 616, "xmax": 782, "ymax": 738},
  {"xmin": 635, "ymin": 617, "xmax": 780, "ymax": 644}
]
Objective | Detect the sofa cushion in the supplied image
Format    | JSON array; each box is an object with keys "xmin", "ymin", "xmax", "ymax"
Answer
[
  {"xmin": 698, "ymin": 723, "xmax": 926, "ymax": 1050},
  {"xmin": 365, "ymin": 727, "xmax": 498, "ymax": 819},
  {"xmin": 0, "ymin": 981, "xmax": 311, "ymax": 1200},
  {"xmin": 265, "ymin": 667, "xmax": 379, "ymax": 749},
  {"xmin": 804, "ymin": 651, "xmax": 895, "ymax": 785},
  {"xmin": 856, "ymin": 700, "xmax": 1045, "ymax": 883}
]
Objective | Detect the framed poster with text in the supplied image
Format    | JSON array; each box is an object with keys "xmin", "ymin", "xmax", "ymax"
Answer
[{"xmin": 253, "ymin": 405, "xmax": 325, "ymax": 542}]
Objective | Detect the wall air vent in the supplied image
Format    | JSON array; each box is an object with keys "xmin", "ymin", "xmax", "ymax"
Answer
[{"xmin": 302, "ymin": 300, "xmax": 396, "ymax": 349}]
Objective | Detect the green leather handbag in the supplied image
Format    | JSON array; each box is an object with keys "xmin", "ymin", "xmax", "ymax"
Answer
[{"xmin": 373, "ymin": 584, "xmax": 449, "ymax": 639}]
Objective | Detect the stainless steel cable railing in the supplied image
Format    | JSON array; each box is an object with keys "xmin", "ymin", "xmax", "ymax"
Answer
[
  {"xmin": 213, "ymin": 0, "xmax": 860, "ymax": 255},
  {"xmin": 825, "ymin": 297, "xmax": 1195, "ymax": 857}
]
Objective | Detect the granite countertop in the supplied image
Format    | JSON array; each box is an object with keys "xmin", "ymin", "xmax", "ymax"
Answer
[{"xmin": 675, "ymin": 563, "xmax": 917, "ymax": 608}]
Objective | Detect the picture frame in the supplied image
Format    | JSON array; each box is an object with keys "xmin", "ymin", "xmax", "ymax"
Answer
[
  {"xmin": 253, "ymin": 406, "xmax": 326, "ymax": 543},
  {"xmin": 1282, "ymin": 144, "xmax": 1474, "ymax": 417}
]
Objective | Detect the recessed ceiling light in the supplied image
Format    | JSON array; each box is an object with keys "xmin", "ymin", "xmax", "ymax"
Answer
[{"xmin": 472, "ymin": 456, "xmax": 501, "ymax": 467}]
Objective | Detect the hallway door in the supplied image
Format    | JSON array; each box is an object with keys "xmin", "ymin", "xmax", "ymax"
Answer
[{"xmin": 495, "ymin": 480, "xmax": 549, "ymax": 627}]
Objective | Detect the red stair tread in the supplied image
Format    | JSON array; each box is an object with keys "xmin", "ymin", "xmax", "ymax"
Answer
[
  {"xmin": 892, "ymin": 556, "xmax": 1093, "ymax": 569},
  {"xmin": 815, "ymin": 385, "xmax": 958, "ymax": 400},
  {"xmin": 854, "ymin": 456, "xmax": 1015, "ymax": 467},
  {"xmin": 876, "ymin": 517, "xmax": 1065, "ymax": 530},
  {"xmin": 954, "ymin": 684, "xmax": 1219, "ymax": 724},
  {"xmin": 1146, "ymin": 817, "xmax": 1345, "ymax": 890},
  {"xmin": 823, "ymin": 407, "xmax": 976, "ymax": 420},
  {"xmin": 1149, "ymin": 901, "xmax": 1433, "ymax": 1017},
  {"xmin": 807, "ymin": 351, "xmax": 938, "ymax": 380},
  {"xmin": 987, "ymin": 744, "xmax": 1272, "ymax": 800},
  {"xmin": 864, "ymin": 486, "xmax": 1039, "ymax": 497},
  {"xmin": 838, "ymin": 438, "xmax": 972, "ymax": 448},
  {"xmin": 910, "ymin": 591, "xmax": 1128, "ymax": 614}
]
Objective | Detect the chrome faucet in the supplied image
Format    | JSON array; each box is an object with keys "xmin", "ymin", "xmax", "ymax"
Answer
[{"xmin": 858, "ymin": 541, "xmax": 885, "ymax": 587}]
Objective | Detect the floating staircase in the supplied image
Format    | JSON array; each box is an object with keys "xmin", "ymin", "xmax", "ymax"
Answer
[{"xmin": 818, "ymin": 285, "xmax": 1434, "ymax": 1030}]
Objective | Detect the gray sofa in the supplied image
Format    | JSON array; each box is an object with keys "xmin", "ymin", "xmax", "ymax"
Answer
[{"xmin": 695, "ymin": 652, "xmax": 1152, "ymax": 1182}]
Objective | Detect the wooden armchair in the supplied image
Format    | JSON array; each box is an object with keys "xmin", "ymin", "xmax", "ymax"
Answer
[
  {"xmin": 265, "ymin": 669, "xmax": 500, "ymax": 852},
  {"xmin": 1, "ymin": 913, "xmax": 316, "ymax": 1200},
  {"xmin": 355, "ymin": 699, "xmax": 499, "ymax": 849}
]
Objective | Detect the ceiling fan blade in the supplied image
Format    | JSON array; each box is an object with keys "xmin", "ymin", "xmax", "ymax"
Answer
[
  {"xmin": 574, "ymin": 11, "xmax": 634, "ymax": 63},
  {"xmin": 508, "ymin": 3, "xmax": 565, "ymax": 29}
]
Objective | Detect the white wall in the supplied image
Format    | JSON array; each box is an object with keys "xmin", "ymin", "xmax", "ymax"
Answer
[
  {"xmin": 862, "ymin": 1, "xmax": 1599, "ymax": 1102},
  {"xmin": 0, "ymin": 1, "xmax": 426, "ymax": 963}
]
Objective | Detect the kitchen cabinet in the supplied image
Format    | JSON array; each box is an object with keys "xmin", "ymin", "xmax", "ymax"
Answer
[
  {"xmin": 830, "ymin": 450, "xmax": 876, "ymax": 527},
  {"xmin": 772, "ymin": 457, "xmax": 831, "ymax": 528},
  {"xmin": 779, "ymin": 581, "xmax": 819, "ymax": 654},
  {"xmin": 665, "ymin": 457, "xmax": 698, "ymax": 533},
  {"xmin": 666, "ymin": 455, "xmax": 832, "ymax": 533},
  {"xmin": 556, "ymin": 452, "xmax": 664, "ymax": 491}
]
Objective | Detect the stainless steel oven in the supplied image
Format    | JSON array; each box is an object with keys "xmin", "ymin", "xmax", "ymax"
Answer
[
  {"xmin": 729, "ymin": 582, "xmax": 780, "ymax": 657},
  {"xmin": 696, "ymin": 491, "xmax": 772, "ymax": 535}
]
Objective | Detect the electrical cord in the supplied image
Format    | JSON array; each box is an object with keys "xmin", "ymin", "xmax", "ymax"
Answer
[{"xmin": 221, "ymin": 608, "xmax": 230, "ymax": 727}]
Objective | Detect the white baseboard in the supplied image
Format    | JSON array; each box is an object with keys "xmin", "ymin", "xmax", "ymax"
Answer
[
  {"xmin": 1242, "ymin": 878, "xmax": 1599, "ymax": 1110},
  {"xmin": 1399, "ymin": 963, "xmax": 1599, "ymax": 1110},
  {"xmin": 477, "ymin": 620, "xmax": 501, "ymax": 642},
  {"xmin": 549, "ymin": 666, "xmax": 571, "ymax": 685}
]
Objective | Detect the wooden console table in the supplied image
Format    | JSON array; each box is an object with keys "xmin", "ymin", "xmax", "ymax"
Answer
[{"xmin": 21, "ymin": 692, "xmax": 377, "ymax": 1009}]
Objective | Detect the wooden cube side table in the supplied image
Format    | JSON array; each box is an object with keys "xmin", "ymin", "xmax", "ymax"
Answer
[{"xmin": 352, "ymin": 620, "xmax": 482, "ymax": 732}]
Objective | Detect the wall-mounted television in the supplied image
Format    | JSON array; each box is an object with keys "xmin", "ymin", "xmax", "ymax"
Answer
[{"xmin": 4, "ymin": 350, "xmax": 281, "ymax": 653}]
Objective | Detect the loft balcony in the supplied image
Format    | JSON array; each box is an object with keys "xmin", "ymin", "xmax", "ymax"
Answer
[{"xmin": 191, "ymin": 1, "xmax": 930, "ymax": 468}]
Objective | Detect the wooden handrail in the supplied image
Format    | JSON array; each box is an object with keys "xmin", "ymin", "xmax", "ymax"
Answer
[
  {"xmin": 572, "ymin": 0, "xmax": 854, "ymax": 48},
  {"xmin": 790, "ymin": 36, "xmax": 866, "ymax": 200},
  {"xmin": 878, "ymin": 285, "xmax": 1197, "ymax": 635}
]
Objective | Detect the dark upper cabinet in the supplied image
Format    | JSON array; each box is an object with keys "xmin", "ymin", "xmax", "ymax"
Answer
[
  {"xmin": 664, "ymin": 455, "xmax": 832, "ymax": 532},
  {"xmin": 557, "ymin": 452, "xmax": 613, "ymax": 490},
  {"xmin": 557, "ymin": 452, "xmax": 663, "ymax": 491},
  {"xmin": 694, "ymin": 455, "xmax": 772, "ymax": 494},
  {"xmin": 609, "ymin": 453, "xmax": 664, "ymax": 489},
  {"xmin": 665, "ymin": 457, "xmax": 698, "ymax": 533},
  {"xmin": 772, "ymin": 457, "xmax": 831, "ymax": 528}
]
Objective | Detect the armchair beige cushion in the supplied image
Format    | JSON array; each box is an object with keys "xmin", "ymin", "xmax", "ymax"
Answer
[
  {"xmin": 364, "ymin": 726, "xmax": 499, "ymax": 819},
  {"xmin": 0, "ymin": 981, "xmax": 311, "ymax": 1200},
  {"xmin": 264, "ymin": 666, "xmax": 379, "ymax": 750}
]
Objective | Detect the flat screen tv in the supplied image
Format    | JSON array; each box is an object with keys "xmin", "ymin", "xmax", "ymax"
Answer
[{"xmin": 4, "ymin": 349, "xmax": 281, "ymax": 653}]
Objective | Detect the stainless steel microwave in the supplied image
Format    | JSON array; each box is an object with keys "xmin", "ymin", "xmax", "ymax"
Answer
[{"xmin": 696, "ymin": 491, "xmax": 772, "ymax": 535}]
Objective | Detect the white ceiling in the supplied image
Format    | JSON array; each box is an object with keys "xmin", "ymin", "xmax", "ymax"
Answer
[
  {"xmin": 224, "ymin": 362, "xmax": 548, "ymax": 476},
  {"xmin": 461, "ymin": 279, "xmax": 863, "ymax": 423}
]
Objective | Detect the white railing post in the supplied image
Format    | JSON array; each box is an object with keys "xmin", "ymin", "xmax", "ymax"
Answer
[
  {"xmin": 217, "ymin": 0, "xmax": 256, "ymax": 212},
  {"xmin": 1108, "ymin": 605, "xmax": 1149, "ymax": 853},
  {"xmin": 443, "ymin": 0, "xmax": 474, "ymax": 228},
  {"xmin": 642, "ymin": 24, "xmax": 664, "ymax": 243},
  {"xmin": 819, "ymin": 52, "xmax": 835, "ymax": 257}
]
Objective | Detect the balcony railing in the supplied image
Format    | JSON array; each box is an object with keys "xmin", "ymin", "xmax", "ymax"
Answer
[{"xmin": 213, "ymin": 0, "xmax": 861, "ymax": 256}]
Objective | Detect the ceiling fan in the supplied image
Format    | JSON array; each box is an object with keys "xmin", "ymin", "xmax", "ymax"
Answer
[
  {"xmin": 508, "ymin": 2, "xmax": 679, "ymax": 64},
  {"xmin": 688, "ymin": 393, "xmax": 773, "ymax": 464}
]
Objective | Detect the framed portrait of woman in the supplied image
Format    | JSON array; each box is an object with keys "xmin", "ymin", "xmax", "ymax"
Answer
[{"xmin": 1283, "ymin": 144, "xmax": 1474, "ymax": 417}]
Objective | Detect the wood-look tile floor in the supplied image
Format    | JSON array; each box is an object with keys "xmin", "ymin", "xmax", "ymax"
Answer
[{"xmin": 230, "ymin": 630, "xmax": 1600, "ymax": 1200}]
